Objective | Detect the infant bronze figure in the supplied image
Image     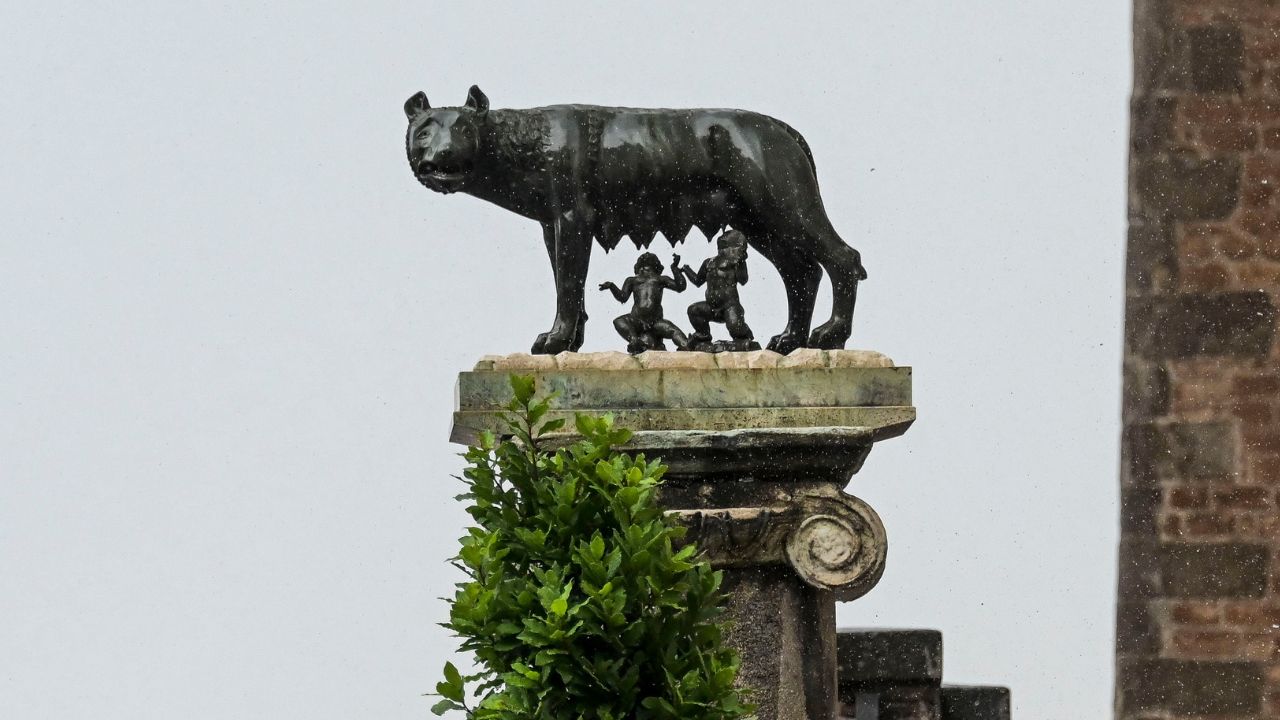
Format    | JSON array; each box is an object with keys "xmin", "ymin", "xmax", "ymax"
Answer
[
  {"xmin": 599, "ymin": 252, "xmax": 690, "ymax": 354},
  {"xmin": 681, "ymin": 231, "xmax": 760, "ymax": 353}
]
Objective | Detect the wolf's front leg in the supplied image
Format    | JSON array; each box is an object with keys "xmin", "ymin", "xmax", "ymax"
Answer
[{"xmin": 531, "ymin": 216, "xmax": 592, "ymax": 355}]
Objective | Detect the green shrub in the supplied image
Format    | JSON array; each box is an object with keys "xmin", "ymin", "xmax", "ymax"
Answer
[{"xmin": 431, "ymin": 375, "xmax": 749, "ymax": 720}]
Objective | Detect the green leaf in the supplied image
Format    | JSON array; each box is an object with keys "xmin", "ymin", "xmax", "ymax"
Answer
[
  {"xmin": 574, "ymin": 413, "xmax": 597, "ymax": 437},
  {"xmin": 443, "ymin": 661, "xmax": 463, "ymax": 690},
  {"xmin": 538, "ymin": 417, "xmax": 567, "ymax": 434},
  {"xmin": 430, "ymin": 698, "xmax": 462, "ymax": 716},
  {"xmin": 528, "ymin": 399, "xmax": 549, "ymax": 426},
  {"xmin": 509, "ymin": 374, "xmax": 535, "ymax": 406},
  {"xmin": 550, "ymin": 596, "xmax": 568, "ymax": 617}
]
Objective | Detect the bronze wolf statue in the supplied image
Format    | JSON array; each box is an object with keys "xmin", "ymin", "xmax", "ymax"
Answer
[{"xmin": 404, "ymin": 85, "xmax": 866, "ymax": 355}]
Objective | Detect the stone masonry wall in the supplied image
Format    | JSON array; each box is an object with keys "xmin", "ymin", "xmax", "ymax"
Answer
[{"xmin": 1121, "ymin": 1, "xmax": 1280, "ymax": 718}]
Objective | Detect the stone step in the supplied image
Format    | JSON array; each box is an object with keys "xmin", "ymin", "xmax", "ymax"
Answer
[
  {"xmin": 837, "ymin": 629, "xmax": 943, "ymax": 720},
  {"xmin": 837, "ymin": 628, "xmax": 943, "ymax": 689},
  {"xmin": 941, "ymin": 686, "xmax": 1011, "ymax": 720},
  {"xmin": 836, "ymin": 629, "xmax": 1010, "ymax": 720}
]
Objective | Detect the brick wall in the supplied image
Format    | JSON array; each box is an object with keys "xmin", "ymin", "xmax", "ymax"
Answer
[{"xmin": 1120, "ymin": 1, "xmax": 1280, "ymax": 718}]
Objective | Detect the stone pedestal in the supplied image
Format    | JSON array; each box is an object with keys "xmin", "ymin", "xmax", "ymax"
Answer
[
  {"xmin": 451, "ymin": 349, "xmax": 915, "ymax": 720},
  {"xmin": 835, "ymin": 629, "xmax": 1011, "ymax": 720}
]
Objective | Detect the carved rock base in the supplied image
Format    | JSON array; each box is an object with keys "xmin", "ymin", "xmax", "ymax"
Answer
[{"xmin": 451, "ymin": 352, "xmax": 915, "ymax": 720}]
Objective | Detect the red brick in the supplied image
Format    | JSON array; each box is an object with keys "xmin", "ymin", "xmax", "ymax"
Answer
[
  {"xmin": 1235, "ymin": 261, "xmax": 1280, "ymax": 287},
  {"xmin": 1238, "ymin": 209, "xmax": 1280, "ymax": 239},
  {"xmin": 1181, "ymin": 96, "xmax": 1243, "ymax": 126},
  {"xmin": 1235, "ymin": 375, "xmax": 1280, "ymax": 395},
  {"xmin": 1233, "ymin": 401, "xmax": 1274, "ymax": 424},
  {"xmin": 1234, "ymin": 513, "xmax": 1278, "ymax": 537},
  {"xmin": 1241, "ymin": 180, "xmax": 1274, "ymax": 209},
  {"xmin": 1173, "ymin": 374, "xmax": 1233, "ymax": 412},
  {"xmin": 1248, "ymin": 453, "xmax": 1280, "ymax": 483},
  {"xmin": 1245, "ymin": 154, "xmax": 1280, "ymax": 184},
  {"xmin": 1244, "ymin": 432, "xmax": 1280, "ymax": 454},
  {"xmin": 1201, "ymin": 123, "xmax": 1259, "ymax": 152},
  {"xmin": 1168, "ymin": 629, "xmax": 1276, "ymax": 661},
  {"xmin": 1225, "ymin": 602, "xmax": 1280, "ymax": 628},
  {"xmin": 1181, "ymin": 262, "xmax": 1234, "ymax": 292},
  {"xmin": 1186, "ymin": 511, "xmax": 1237, "ymax": 536},
  {"xmin": 1171, "ymin": 485, "xmax": 1212, "ymax": 508},
  {"xmin": 1246, "ymin": 99, "xmax": 1280, "ymax": 124},
  {"xmin": 1251, "ymin": 33, "xmax": 1280, "ymax": 63},
  {"xmin": 1179, "ymin": 224, "xmax": 1223, "ymax": 261},
  {"xmin": 1172, "ymin": 600, "xmax": 1223, "ymax": 626},
  {"xmin": 1221, "ymin": 231, "xmax": 1258, "ymax": 260},
  {"xmin": 1216, "ymin": 486, "xmax": 1272, "ymax": 508}
]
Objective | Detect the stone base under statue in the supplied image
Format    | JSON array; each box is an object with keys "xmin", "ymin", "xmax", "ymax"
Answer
[
  {"xmin": 451, "ymin": 349, "xmax": 914, "ymax": 720},
  {"xmin": 470, "ymin": 347, "xmax": 895, "ymax": 373}
]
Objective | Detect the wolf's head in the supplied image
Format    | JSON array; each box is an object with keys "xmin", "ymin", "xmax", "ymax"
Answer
[{"xmin": 404, "ymin": 86, "xmax": 489, "ymax": 194}]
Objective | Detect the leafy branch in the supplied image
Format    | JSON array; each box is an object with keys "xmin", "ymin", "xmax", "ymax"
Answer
[{"xmin": 428, "ymin": 375, "xmax": 750, "ymax": 720}]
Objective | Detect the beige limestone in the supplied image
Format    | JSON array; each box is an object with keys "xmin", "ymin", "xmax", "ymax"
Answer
[
  {"xmin": 487, "ymin": 352, "xmax": 556, "ymax": 371},
  {"xmin": 555, "ymin": 350, "xmax": 638, "ymax": 371},
  {"xmin": 471, "ymin": 349, "xmax": 894, "ymax": 372},
  {"xmin": 713, "ymin": 349, "xmax": 784, "ymax": 369},
  {"xmin": 778, "ymin": 348, "xmax": 829, "ymax": 368},
  {"xmin": 452, "ymin": 351, "xmax": 914, "ymax": 447},
  {"xmin": 636, "ymin": 350, "xmax": 718, "ymax": 370},
  {"xmin": 827, "ymin": 349, "xmax": 895, "ymax": 368}
]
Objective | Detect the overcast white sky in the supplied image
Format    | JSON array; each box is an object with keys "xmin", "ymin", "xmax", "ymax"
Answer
[{"xmin": 0, "ymin": 2, "xmax": 1129, "ymax": 718}]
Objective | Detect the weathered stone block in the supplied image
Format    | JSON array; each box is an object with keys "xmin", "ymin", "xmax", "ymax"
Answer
[
  {"xmin": 1126, "ymin": 221, "xmax": 1175, "ymax": 294},
  {"xmin": 1117, "ymin": 659, "xmax": 1262, "ymax": 715},
  {"xmin": 940, "ymin": 686, "xmax": 1011, "ymax": 720},
  {"xmin": 636, "ymin": 350, "xmax": 718, "ymax": 370},
  {"xmin": 1135, "ymin": 153, "xmax": 1240, "ymax": 220},
  {"xmin": 877, "ymin": 686, "xmax": 941, "ymax": 720},
  {"xmin": 474, "ymin": 349, "xmax": 894, "ymax": 372},
  {"xmin": 555, "ymin": 350, "xmax": 637, "ymax": 370},
  {"xmin": 1120, "ymin": 485, "xmax": 1161, "ymax": 536},
  {"xmin": 1131, "ymin": 95, "xmax": 1177, "ymax": 155},
  {"xmin": 1115, "ymin": 601, "xmax": 1159, "ymax": 655},
  {"xmin": 836, "ymin": 629, "xmax": 942, "ymax": 687},
  {"xmin": 1117, "ymin": 538, "xmax": 1161, "ymax": 600},
  {"xmin": 482, "ymin": 352, "xmax": 556, "ymax": 371},
  {"xmin": 1119, "ymin": 540, "xmax": 1268, "ymax": 601},
  {"xmin": 1187, "ymin": 25, "xmax": 1245, "ymax": 94},
  {"xmin": 779, "ymin": 348, "xmax": 829, "ymax": 368},
  {"xmin": 453, "ymin": 355, "xmax": 915, "ymax": 445},
  {"xmin": 712, "ymin": 350, "xmax": 782, "ymax": 369},
  {"xmin": 1124, "ymin": 421, "xmax": 1237, "ymax": 483},
  {"xmin": 1126, "ymin": 292, "xmax": 1275, "ymax": 359},
  {"xmin": 1160, "ymin": 543, "xmax": 1268, "ymax": 598},
  {"xmin": 1122, "ymin": 358, "xmax": 1169, "ymax": 420},
  {"xmin": 1133, "ymin": 0, "xmax": 1178, "ymax": 92}
]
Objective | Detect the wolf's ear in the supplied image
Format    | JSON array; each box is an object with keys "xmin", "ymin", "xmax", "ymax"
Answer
[
  {"xmin": 404, "ymin": 91, "xmax": 430, "ymax": 119},
  {"xmin": 465, "ymin": 85, "xmax": 489, "ymax": 116}
]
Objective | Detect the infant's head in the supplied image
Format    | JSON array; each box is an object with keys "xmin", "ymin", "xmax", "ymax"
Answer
[
  {"xmin": 634, "ymin": 252, "xmax": 663, "ymax": 275},
  {"xmin": 717, "ymin": 230, "xmax": 747, "ymax": 261}
]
